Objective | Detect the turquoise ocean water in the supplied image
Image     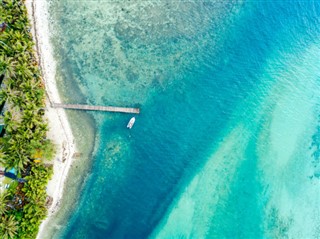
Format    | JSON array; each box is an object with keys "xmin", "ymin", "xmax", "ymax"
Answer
[{"xmin": 45, "ymin": 1, "xmax": 320, "ymax": 238}]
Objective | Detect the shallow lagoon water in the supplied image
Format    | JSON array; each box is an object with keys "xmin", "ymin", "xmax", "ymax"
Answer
[{"xmin": 45, "ymin": 1, "xmax": 320, "ymax": 238}]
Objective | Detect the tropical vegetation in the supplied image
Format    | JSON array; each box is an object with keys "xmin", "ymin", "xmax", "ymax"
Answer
[{"xmin": 0, "ymin": 0, "xmax": 54, "ymax": 238}]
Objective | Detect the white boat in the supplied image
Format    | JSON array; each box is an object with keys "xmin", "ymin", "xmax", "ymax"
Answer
[{"xmin": 127, "ymin": 117, "xmax": 135, "ymax": 129}]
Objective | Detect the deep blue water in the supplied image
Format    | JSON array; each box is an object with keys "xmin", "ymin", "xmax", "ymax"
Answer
[{"xmin": 47, "ymin": 1, "xmax": 320, "ymax": 238}]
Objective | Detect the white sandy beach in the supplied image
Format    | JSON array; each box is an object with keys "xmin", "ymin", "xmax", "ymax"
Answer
[{"xmin": 25, "ymin": 1, "xmax": 77, "ymax": 238}]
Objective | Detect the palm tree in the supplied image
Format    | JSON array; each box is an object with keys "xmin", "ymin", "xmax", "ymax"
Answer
[
  {"xmin": 0, "ymin": 215, "xmax": 18, "ymax": 239},
  {"xmin": 0, "ymin": 149, "xmax": 6, "ymax": 165},
  {"xmin": 0, "ymin": 191, "xmax": 8, "ymax": 215},
  {"xmin": 0, "ymin": 55, "xmax": 16, "ymax": 79},
  {"xmin": 14, "ymin": 61, "xmax": 32, "ymax": 79},
  {"xmin": 0, "ymin": 2, "xmax": 56, "ymax": 238}
]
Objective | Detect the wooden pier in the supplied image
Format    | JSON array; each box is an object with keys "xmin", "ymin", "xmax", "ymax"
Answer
[{"xmin": 52, "ymin": 103, "xmax": 140, "ymax": 114}]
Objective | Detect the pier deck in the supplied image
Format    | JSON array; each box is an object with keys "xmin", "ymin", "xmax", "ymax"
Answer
[{"xmin": 52, "ymin": 103, "xmax": 140, "ymax": 114}]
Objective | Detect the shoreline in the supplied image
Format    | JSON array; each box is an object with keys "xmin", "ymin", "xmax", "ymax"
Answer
[{"xmin": 25, "ymin": 1, "xmax": 77, "ymax": 238}]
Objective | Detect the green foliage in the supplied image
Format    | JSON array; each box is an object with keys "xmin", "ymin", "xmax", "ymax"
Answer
[
  {"xmin": 17, "ymin": 164, "xmax": 53, "ymax": 238},
  {"xmin": 31, "ymin": 139, "xmax": 56, "ymax": 161},
  {"xmin": 0, "ymin": 191, "xmax": 9, "ymax": 215},
  {"xmin": 0, "ymin": 215, "xmax": 18, "ymax": 239},
  {"xmin": 0, "ymin": 1, "xmax": 55, "ymax": 238}
]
